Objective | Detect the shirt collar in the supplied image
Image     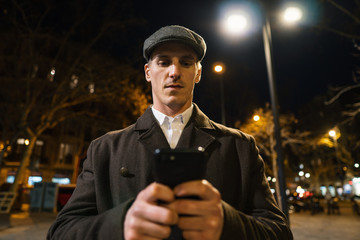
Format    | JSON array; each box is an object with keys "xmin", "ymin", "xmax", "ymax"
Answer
[{"xmin": 152, "ymin": 104, "xmax": 194, "ymax": 126}]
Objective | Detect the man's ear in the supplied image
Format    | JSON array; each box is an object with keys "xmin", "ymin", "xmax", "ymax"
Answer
[
  {"xmin": 144, "ymin": 63, "xmax": 151, "ymax": 82},
  {"xmin": 195, "ymin": 67, "xmax": 202, "ymax": 84}
]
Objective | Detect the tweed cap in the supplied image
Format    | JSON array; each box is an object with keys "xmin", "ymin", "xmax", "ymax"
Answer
[{"xmin": 143, "ymin": 25, "xmax": 206, "ymax": 61}]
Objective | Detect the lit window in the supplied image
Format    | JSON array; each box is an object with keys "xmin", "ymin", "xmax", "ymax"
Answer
[
  {"xmin": 6, "ymin": 176, "xmax": 15, "ymax": 183},
  {"xmin": 28, "ymin": 176, "xmax": 42, "ymax": 186},
  {"xmin": 52, "ymin": 178, "xmax": 71, "ymax": 185}
]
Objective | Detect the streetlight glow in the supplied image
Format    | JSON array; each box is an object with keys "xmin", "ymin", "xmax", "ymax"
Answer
[
  {"xmin": 225, "ymin": 14, "xmax": 248, "ymax": 35},
  {"xmin": 214, "ymin": 65, "xmax": 223, "ymax": 73},
  {"xmin": 283, "ymin": 7, "xmax": 303, "ymax": 23},
  {"xmin": 329, "ymin": 130, "xmax": 336, "ymax": 138},
  {"xmin": 253, "ymin": 115, "xmax": 260, "ymax": 121},
  {"xmin": 213, "ymin": 62, "xmax": 225, "ymax": 74}
]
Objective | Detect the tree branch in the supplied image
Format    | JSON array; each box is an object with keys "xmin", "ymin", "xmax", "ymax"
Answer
[
  {"xmin": 325, "ymin": 83, "xmax": 360, "ymax": 105},
  {"xmin": 314, "ymin": 25, "xmax": 360, "ymax": 40},
  {"xmin": 325, "ymin": 0, "xmax": 360, "ymax": 24}
]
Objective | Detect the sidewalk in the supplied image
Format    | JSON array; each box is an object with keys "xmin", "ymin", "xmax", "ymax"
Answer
[
  {"xmin": 290, "ymin": 200, "xmax": 360, "ymax": 240},
  {"xmin": 0, "ymin": 211, "xmax": 56, "ymax": 240},
  {"xmin": 0, "ymin": 201, "xmax": 359, "ymax": 239}
]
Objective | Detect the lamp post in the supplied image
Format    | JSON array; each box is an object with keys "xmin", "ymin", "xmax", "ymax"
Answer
[
  {"xmin": 213, "ymin": 62, "xmax": 226, "ymax": 125},
  {"xmin": 262, "ymin": 13, "xmax": 288, "ymax": 218},
  {"xmin": 221, "ymin": 4, "xmax": 303, "ymax": 218}
]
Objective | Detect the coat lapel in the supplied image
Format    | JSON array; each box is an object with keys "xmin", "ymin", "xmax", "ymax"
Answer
[
  {"xmin": 176, "ymin": 104, "xmax": 217, "ymax": 150},
  {"xmin": 135, "ymin": 107, "xmax": 170, "ymax": 154},
  {"xmin": 135, "ymin": 104, "xmax": 217, "ymax": 152}
]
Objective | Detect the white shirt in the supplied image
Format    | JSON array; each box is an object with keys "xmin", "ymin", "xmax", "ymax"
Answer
[{"xmin": 152, "ymin": 105, "xmax": 194, "ymax": 148}]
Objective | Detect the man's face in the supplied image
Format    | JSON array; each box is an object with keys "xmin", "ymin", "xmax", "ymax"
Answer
[{"xmin": 145, "ymin": 42, "xmax": 202, "ymax": 116}]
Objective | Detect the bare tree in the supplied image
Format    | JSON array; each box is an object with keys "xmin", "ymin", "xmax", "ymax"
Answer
[{"xmin": 0, "ymin": 0, "xmax": 150, "ymax": 192}]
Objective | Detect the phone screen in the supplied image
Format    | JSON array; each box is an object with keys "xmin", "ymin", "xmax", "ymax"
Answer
[{"xmin": 152, "ymin": 148, "xmax": 208, "ymax": 189}]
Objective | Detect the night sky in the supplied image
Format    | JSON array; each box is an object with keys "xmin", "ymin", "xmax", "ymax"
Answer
[
  {"xmin": 4, "ymin": 0, "xmax": 356, "ymax": 126},
  {"xmin": 131, "ymin": 0, "xmax": 357, "ymax": 125}
]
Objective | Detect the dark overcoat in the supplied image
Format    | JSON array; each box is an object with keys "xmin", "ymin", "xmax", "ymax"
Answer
[{"xmin": 47, "ymin": 104, "xmax": 293, "ymax": 239}]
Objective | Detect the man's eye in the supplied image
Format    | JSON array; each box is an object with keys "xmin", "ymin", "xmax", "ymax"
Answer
[
  {"xmin": 181, "ymin": 61, "xmax": 193, "ymax": 67},
  {"xmin": 158, "ymin": 60, "xmax": 170, "ymax": 66}
]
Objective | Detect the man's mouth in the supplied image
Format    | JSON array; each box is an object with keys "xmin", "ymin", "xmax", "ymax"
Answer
[{"xmin": 165, "ymin": 84, "xmax": 183, "ymax": 89}]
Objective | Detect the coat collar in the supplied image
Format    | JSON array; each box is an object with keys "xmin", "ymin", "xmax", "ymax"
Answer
[
  {"xmin": 135, "ymin": 103, "xmax": 216, "ymax": 153},
  {"xmin": 134, "ymin": 103, "xmax": 214, "ymax": 131}
]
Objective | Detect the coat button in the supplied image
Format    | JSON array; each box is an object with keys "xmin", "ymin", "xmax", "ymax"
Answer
[
  {"xmin": 120, "ymin": 167, "xmax": 134, "ymax": 178},
  {"xmin": 120, "ymin": 167, "xmax": 129, "ymax": 177}
]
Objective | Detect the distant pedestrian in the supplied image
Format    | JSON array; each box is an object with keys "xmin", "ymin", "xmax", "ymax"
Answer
[
  {"xmin": 325, "ymin": 190, "xmax": 334, "ymax": 215},
  {"xmin": 332, "ymin": 196, "xmax": 340, "ymax": 215},
  {"xmin": 351, "ymin": 196, "xmax": 360, "ymax": 215},
  {"xmin": 310, "ymin": 194, "xmax": 322, "ymax": 215}
]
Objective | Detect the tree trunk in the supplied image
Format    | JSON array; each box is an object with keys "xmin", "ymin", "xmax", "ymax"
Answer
[
  {"xmin": 71, "ymin": 126, "xmax": 85, "ymax": 184},
  {"xmin": 10, "ymin": 135, "xmax": 38, "ymax": 192}
]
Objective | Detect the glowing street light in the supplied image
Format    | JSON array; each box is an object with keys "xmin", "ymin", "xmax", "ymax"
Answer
[
  {"xmin": 283, "ymin": 7, "xmax": 303, "ymax": 23},
  {"xmin": 329, "ymin": 129, "xmax": 336, "ymax": 138},
  {"xmin": 224, "ymin": 14, "xmax": 248, "ymax": 35},
  {"xmin": 253, "ymin": 114, "xmax": 260, "ymax": 122},
  {"xmin": 214, "ymin": 64, "xmax": 224, "ymax": 73},
  {"xmin": 328, "ymin": 127, "xmax": 341, "ymax": 147}
]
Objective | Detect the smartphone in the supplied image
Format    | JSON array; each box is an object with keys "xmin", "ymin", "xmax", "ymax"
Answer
[{"xmin": 152, "ymin": 147, "xmax": 208, "ymax": 189}]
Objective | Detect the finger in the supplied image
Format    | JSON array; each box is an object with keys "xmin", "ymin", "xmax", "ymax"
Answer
[
  {"xmin": 142, "ymin": 182, "xmax": 176, "ymax": 203},
  {"xmin": 131, "ymin": 199, "xmax": 178, "ymax": 225},
  {"xmin": 125, "ymin": 216, "xmax": 172, "ymax": 240},
  {"xmin": 173, "ymin": 198, "xmax": 204, "ymax": 216},
  {"xmin": 178, "ymin": 215, "xmax": 222, "ymax": 231},
  {"xmin": 174, "ymin": 180, "xmax": 220, "ymax": 201}
]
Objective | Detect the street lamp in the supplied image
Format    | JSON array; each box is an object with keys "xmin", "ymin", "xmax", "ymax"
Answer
[
  {"xmin": 222, "ymin": 4, "xmax": 303, "ymax": 217},
  {"xmin": 329, "ymin": 129, "xmax": 336, "ymax": 138},
  {"xmin": 224, "ymin": 14, "xmax": 248, "ymax": 36},
  {"xmin": 213, "ymin": 62, "xmax": 226, "ymax": 125},
  {"xmin": 283, "ymin": 7, "xmax": 303, "ymax": 24},
  {"xmin": 253, "ymin": 114, "xmax": 260, "ymax": 122},
  {"xmin": 328, "ymin": 127, "xmax": 341, "ymax": 148}
]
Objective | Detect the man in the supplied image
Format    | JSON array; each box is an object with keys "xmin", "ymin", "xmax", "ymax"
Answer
[{"xmin": 47, "ymin": 25, "xmax": 293, "ymax": 239}]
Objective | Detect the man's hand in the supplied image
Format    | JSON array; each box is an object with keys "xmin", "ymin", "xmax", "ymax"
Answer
[
  {"xmin": 172, "ymin": 180, "xmax": 224, "ymax": 240},
  {"xmin": 124, "ymin": 183, "xmax": 178, "ymax": 240}
]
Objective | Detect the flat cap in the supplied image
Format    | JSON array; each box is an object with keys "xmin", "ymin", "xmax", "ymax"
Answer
[{"xmin": 143, "ymin": 25, "xmax": 206, "ymax": 61}]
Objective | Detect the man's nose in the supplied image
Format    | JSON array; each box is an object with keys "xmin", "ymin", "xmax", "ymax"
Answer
[{"xmin": 169, "ymin": 63, "xmax": 181, "ymax": 79}]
